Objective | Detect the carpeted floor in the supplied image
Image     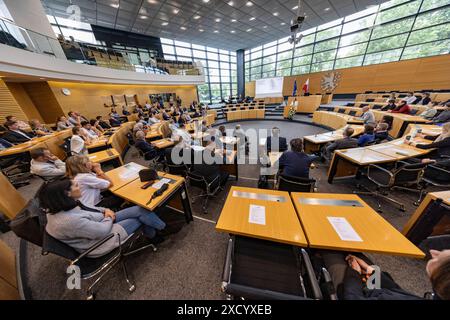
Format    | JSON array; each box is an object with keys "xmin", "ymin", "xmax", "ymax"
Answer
[{"xmin": 0, "ymin": 118, "xmax": 438, "ymax": 299}]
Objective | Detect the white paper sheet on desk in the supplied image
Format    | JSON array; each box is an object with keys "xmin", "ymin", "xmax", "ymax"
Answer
[
  {"xmin": 248, "ymin": 205, "xmax": 266, "ymax": 225},
  {"xmin": 152, "ymin": 178, "xmax": 171, "ymax": 190},
  {"xmin": 119, "ymin": 163, "xmax": 141, "ymax": 179},
  {"xmin": 327, "ymin": 217, "xmax": 362, "ymax": 242}
]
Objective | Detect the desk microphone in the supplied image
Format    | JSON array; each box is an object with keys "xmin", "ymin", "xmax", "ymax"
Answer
[{"xmin": 146, "ymin": 183, "xmax": 169, "ymax": 205}]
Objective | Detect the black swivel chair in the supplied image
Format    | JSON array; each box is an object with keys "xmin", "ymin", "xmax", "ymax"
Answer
[
  {"xmin": 337, "ymin": 109, "xmax": 346, "ymax": 114},
  {"xmin": 59, "ymin": 137, "xmax": 72, "ymax": 159},
  {"xmin": 348, "ymin": 110, "xmax": 357, "ymax": 116},
  {"xmin": 372, "ymin": 104, "xmax": 383, "ymax": 110},
  {"xmin": 187, "ymin": 163, "xmax": 229, "ymax": 214},
  {"xmin": 277, "ymin": 174, "xmax": 316, "ymax": 192},
  {"xmin": 221, "ymin": 236, "xmax": 323, "ymax": 300},
  {"xmin": 415, "ymin": 163, "xmax": 450, "ymax": 204},
  {"xmin": 354, "ymin": 161, "xmax": 426, "ymax": 212}
]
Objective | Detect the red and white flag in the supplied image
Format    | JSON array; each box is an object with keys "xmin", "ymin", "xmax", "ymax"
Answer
[{"xmin": 302, "ymin": 78, "xmax": 310, "ymax": 93}]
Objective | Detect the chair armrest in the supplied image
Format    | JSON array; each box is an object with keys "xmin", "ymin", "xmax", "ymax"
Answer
[
  {"xmin": 428, "ymin": 164, "xmax": 450, "ymax": 174},
  {"xmin": 321, "ymin": 268, "xmax": 338, "ymax": 300},
  {"xmin": 301, "ymin": 249, "xmax": 322, "ymax": 300},
  {"xmin": 71, "ymin": 233, "xmax": 115, "ymax": 264},
  {"xmin": 367, "ymin": 164, "xmax": 394, "ymax": 187}
]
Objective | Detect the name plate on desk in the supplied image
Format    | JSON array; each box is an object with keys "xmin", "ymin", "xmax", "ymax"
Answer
[
  {"xmin": 232, "ymin": 191, "xmax": 286, "ymax": 202},
  {"xmin": 299, "ymin": 198, "xmax": 363, "ymax": 207}
]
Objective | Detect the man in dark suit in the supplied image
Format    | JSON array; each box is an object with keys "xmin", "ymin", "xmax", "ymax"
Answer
[
  {"xmin": 2, "ymin": 120, "xmax": 34, "ymax": 144},
  {"xmin": 266, "ymin": 127, "xmax": 288, "ymax": 153},
  {"xmin": 323, "ymin": 127, "xmax": 358, "ymax": 160}
]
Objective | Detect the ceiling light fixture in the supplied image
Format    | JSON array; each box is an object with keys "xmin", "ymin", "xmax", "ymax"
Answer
[
  {"xmin": 173, "ymin": 9, "xmax": 179, "ymax": 14},
  {"xmin": 180, "ymin": 26, "xmax": 187, "ymax": 30},
  {"xmin": 230, "ymin": 30, "xmax": 235, "ymax": 33},
  {"xmin": 193, "ymin": 15, "xmax": 201, "ymax": 19},
  {"xmin": 110, "ymin": 3, "xmax": 119, "ymax": 9},
  {"xmin": 245, "ymin": 1, "xmax": 253, "ymax": 7},
  {"xmin": 249, "ymin": 17, "xmax": 255, "ymax": 21},
  {"xmin": 148, "ymin": 0, "xmax": 158, "ymax": 4},
  {"xmin": 262, "ymin": 25, "xmax": 267, "ymax": 28},
  {"xmin": 140, "ymin": 15, "xmax": 148, "ymax": 19},
  {"xmin": 215, "ymin": 18, "xmax": 221, "ymax": 22},
  {"xmin": 246, "ymin": 28, "xmax": 252, "ymax": 32},
  {"xmin": 199, "ymin": 28, "xmax": 204, "ymax": 32},
  {"xmin": 228, "ymin": 1, "xmax": 234, "ymax": 6},
  {"xmin": 214, "ymin": 30, "xmax": 219, "ymax": 33},
  {"xmin": 202, "ymin": 0, "xmax": 210, "ymax": 3},
  {"xmin": 280, "ymin": 22, "xmax": 285, "ymax": 25},
  {"xmin": 161, "ymin": 22, "xmax": 168, "ymax": 26},
  {"xmin": 292, "ymin": 5, "xmax": 298, "ymax": 10},
  {"xmin": 273, "ymin": 12, "xmax": 279, "ymax": 16},
  {"xmin": 324, "ymin": 7, "xmax": 331, "ymax": 11},
  {"xmin": 231, "ymin": 19, "xmax": 237, "ymax": 22}
]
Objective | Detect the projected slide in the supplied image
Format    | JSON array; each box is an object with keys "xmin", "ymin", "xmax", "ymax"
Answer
[{"xmin": 255, "ymin": 77, "xmax": 284, "ymax": 98}]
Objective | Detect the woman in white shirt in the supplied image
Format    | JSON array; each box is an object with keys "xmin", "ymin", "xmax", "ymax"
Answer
[
  {"xmin": 70, "ymin": 127, "xmax": 89, "ymax": 156},
  {"xmin": 66, "ymin": 155, "xmax": 124, "ymax": 209}
]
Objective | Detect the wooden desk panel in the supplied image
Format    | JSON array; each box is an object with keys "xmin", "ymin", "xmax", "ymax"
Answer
[
  {"xmin": 151, "ymin": 138, "xmax": 175, "ymax": 149},
  {"xmin": 337, "ymin": 148, "xmax": 397, "ymax": 165},
  {"xmin": 0, "ymin": 240, "xmax": 19, "ymax": 300},
  {"xmin": 112, "ymin": 172, "xmax": 184, "ymax": 211},
  {"xmin": 291, "ymin": 193, "xmax": 424, "ymax": 258},
  {"xmin": 105, "ymin": 162, "xmax": 146, "ymax": 192},
  {"xmin": 216, "ymin": 186, "xmax": 308, "ymax": 247},
  {"xmin": 88, "ymin": 149, "xmax": 123, "ymax": 165}
]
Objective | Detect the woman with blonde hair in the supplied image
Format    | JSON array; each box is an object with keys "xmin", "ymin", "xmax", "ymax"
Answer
[
  {"xmin": 159, "ymin": 121, "xmax": 172, "ymax": 139},
  {"xmin": 66, "ymin": 155, "xmax": 123, "ymax": 210}
]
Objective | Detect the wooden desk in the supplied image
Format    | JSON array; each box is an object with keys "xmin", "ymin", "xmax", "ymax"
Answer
[
  {"xmin": 146, "ymin": 130, "xmax": 162, "ymax": 140},
  {"xmin": 313, "ymin": 111, "xmax": 363, "ymax": 130},
  {"xmin": 216, "ymin": 186, "xmax": 308, "ymax": 246},
  {"xmin": 111, "ymin": 172, "xmax": 193, "ymax": 222},
  {"xmin": 151, "ymin": 138, "xmax": 175, "ymax": 149},
  {"xmin": 288, "ymin": 95, "xmax": 322, "ymax": 114},
  {"xmin": 291, "ymin": 193, "xmax": 424, "ymax": 258},
  {"xmin": 304, "ymin": 126, "xmax": 365, "ymax": 153},
  {"xmin": 88, "ymin": 149, "xmax": 123, "ymax": 167},
  {"xmin": 372, "ymin": 110, "xmax": 429, "ymax": 138},
  {"xmin": 402, "ymin": 191, "xmax": 450, "ymax": 237},
  {"xmin": 87, "ymin": 136, "xmax": 110, "ymax": 152},
  {"xmin": 0, "ymin": 240, "xmax": 20, "ymax": 300},
  {"xmin": 105, "ymin": 162, "xmax": 146, "ymax": 192}
]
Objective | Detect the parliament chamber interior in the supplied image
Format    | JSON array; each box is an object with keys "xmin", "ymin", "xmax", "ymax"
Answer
[{"xmin": 0, "ymin": 0, "xmax": 450, "ymax": 304}]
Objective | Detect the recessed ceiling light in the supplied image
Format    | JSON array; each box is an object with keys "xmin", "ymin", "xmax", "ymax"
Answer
[
  {"xmin": 180, "ymin": 26, "xmax": 187, "ymax": 30},
  {"xmin": 161, "ymin": 22, "xmax": 168, "ymax": 26},
  {"xmin": 280, "ymin": 22, "xmax": 285, "ymax": 25},
  {"xmin": 230, "ymin": 30, "xmax": 235, "ymax": 33},
  {"xmin": 228, "ymin": 1, "xmax": 234, "ymax": 6},
  {"xmin": 245, "ymin": 1, "xmax": 253, "ymax": 7},
  {"xmin": 246, "ymin": 28, "xmax": 252, "ymax": 32},
  {"xmin": 194, "ymin": 15, "xmax": 201, "ymax": 19},
  {"xmin": 202, "ymin": 0, "xmax": 210, "ymax": 3},
  {"xmin": 249, "ymin": 17, "xmax": 255, "ymax": 21},
  {"xmin": 215, "ymin": 18, "xmax": 221, "ymax": 22},
  {"xmin": 324, "ymin": 7, "xmax": 331, "ymax": 11},
  {"xmin": 231, "ymin": 19, "xmax": 237, "ymax": 22},
  {"xmin": 199, "ymin": 28, "xmax": 204, "ymax": 32},
  {"xmin": 110, "ymin": 3, "xmax": 119, "ymax": 9},
  {"xmin": 173, "ymin": 9, "xmax": 179, "ymax": 14},
  {"xmin": 273, "ymin": 12, "xmax": 279, "ymax": 16},
  {"xmin": 140, "ymin": 15, "xmax": 148, "ymax": 19},
  {"xmin": 214, "ymin": 30, "xmax": 219, "ymax": 33},
  {"xmin": 263, "ymin": 25, "xmax": 267, "ymax": 28},
  {"xmin": 292, "ymin": 5, "xmax": 298, "ymax": 10},
  {"xmin": 148, "ymin": 0, "xmax": 158, "ymax": 4}
]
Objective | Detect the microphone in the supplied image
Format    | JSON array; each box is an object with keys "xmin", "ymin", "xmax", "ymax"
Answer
[{"xmin": 146, "ymin": 183, "xmax": 169, "ymax": 205}]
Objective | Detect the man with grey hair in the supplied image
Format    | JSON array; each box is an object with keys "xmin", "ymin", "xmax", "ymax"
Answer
[
  {"xmin": 359, "ymin": 106, "xmax": 375, "ymax": 125},
  {"xmin": 134, "ymin": 130, "xmax": 163, "ymax": 161}
]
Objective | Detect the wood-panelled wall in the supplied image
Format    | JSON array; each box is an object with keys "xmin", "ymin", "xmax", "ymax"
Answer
[
  {"xmin": 0, "ymin": 80, "xmax": 28, "ymax": 124},
  {"xmin": 48, "ymin": 82, "xmax": 199, "ymax": 120},
  {"xmin": 0, "ymin": 239, "xmax": 20, "ymax": 300},
  {"xmin": 21, "ymin": 82, "xmax": 65, "ymax": 124},
  {"xmin": 245, "ymin": 54, "xmax": 450, "ymax": 97},
  {"xmin": 6, "ymin": 83, "xmax": 44, "ymax": 122}
]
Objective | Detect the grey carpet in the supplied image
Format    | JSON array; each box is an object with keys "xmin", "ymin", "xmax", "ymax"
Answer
[{"xmin": 0, "ymin": 118, "xmax": 436, "ymax": 299}]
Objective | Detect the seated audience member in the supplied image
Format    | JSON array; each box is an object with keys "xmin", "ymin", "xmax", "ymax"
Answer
[
  {"xmin": 2, "ymin": 120, "xmax": 34, "ymax": 144},
  {"xmin": 108, "ymin": 113, "xmax": 122, "ymax": 127},
  {"xmin": 80, "ymin": 121, "xmax": 99, "ymax": 140},
  {"xmin": 148, "ymin": 113, "xmax": 160, "ymax": 125},
  {"xmin": 406, "ymin": 122, "xmax": 450, "ymax": 159},
  {"xmin": 219, "ymin": 125, "xmax": 227, "ymax": 137},
  {"xmin": 134, "ymin": 130, "xmax": 163, "ymax": 160},
  {"xmin": 66, "ymin": 155, "xmax": 123, "ymax": 209},
  {"xmin": 135, "ymin": 105, "xmax": 145, "ymax": 116},
  {"xmin": 0, "ymin": 138, "xmax": 13, "ymax": 150},
  {"xmin": 67, "ymin": 111, "xmax": 81, "ymax": 126},
  {"xmin": 385, "ymin": 93, "xmax": 396, "ymax": 103},
  {"xmin": 192, "ymin": 109, "xmax": 201, "ymax": 118},
  {"xmin": 90, "ymin": 119, "xmax": 104, "ymax": 134},
  {"xmin": 404, "ymin": 92, "xmax": 417, "ymax": 105},
  {"xmin": 420, "ymin": 103, "xmax": 438, "ymax": 120},
  {"xmin": 30, "ymin": 148, "xmax": 66, "ymax": 179},
  {"xmin": 381, "ymin": 99, "xmax": 397, "ymax": 111},
  {"xmin": 266, "ymin": 127, "xmax": 288, "ymax": 153},
  {"xmin": 430, "ymin": 103, "xmax": 450, "ymax": 124},
  {"xmin": 390, "ymin": 100, "xmax": 411, "ymax": 114},
  {"xmin": 136, "ymin": 114, "xmax": 148, "ymax": 126},
  {"xmin": 233, "ymin": 125, "xmax": 247, "ymax": 155},
  {"xmin": 357, "ymin": 124, "xmax": 375, "ymax": 147},
  {"xmin": 278, "ymin": 139, "xmax": 317, "ymax": 178},
  {"xmin": 418, "ymin": 92, "xmax": 432, "ymax": 106},
  {"xmin": 381, "ymin": 115, "xmax": 394, "ymax": 131},
  {"xmin": 359, "ymin": 106, "xmax": 375, "ymax": 124},
  {"xmin": 184, "ymin": 112, "xmax": 192, "ymax": 122},
  {"xmin": 374, "ymin": 122, "xmax": 390, "ymax": 142},
  {"xmin": 5, "ymin": 116, "xmax": 30, "ymax": 131},
  {"xmin": 162, "ymin": 111, "xmax": 171, "ymax": 121},
  {"xmin": 96, "ymin": 116, "xmax": 112, "ymax": 129},
  {"xmin": 324, "ymin": 127, "xmax": 358, "ymax": 159},
  {"xmin": 70, "ymin": 126, "xmax": 89, "ymax": 156},
  {"xmin": 29, "ymin": 119, "xmax": 52, "ymax": 136},
  {"xmin": 171, "ymin": 123, "xmax": 193, "ymax": 146},
  {"xmin": 160, "ymin": 121, "xmax": 172, "ymax": 139},
  {"xmin": 40, "ymin": 179, "xmax": 166, "ymax": 257},
  {"xmin": 133, "ymin": 122, "xmax": 148, "ymax": 136},
  {"xmin": 56, "ymin": 116, "xmax": 74, "ymax": 131},
  {"xmin": 177, "ymin": 114, "xmax": 187, "ymax": 127},
  {"xmin": 320, "ymin": 249, "xmax": 450, "ymax": 300},
  {"xmin": 122, "ymin": 105, "xmax": 130, "ymax": 116}
]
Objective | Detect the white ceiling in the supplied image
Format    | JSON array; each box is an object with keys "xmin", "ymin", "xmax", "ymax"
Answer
[{"xmin": 41, "ymin": 0, "xmax": 386, "ymax": 51}]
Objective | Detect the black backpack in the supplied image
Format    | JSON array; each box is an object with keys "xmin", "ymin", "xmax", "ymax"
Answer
[{"xmin": 10, "ymin": 198, "xmax": 47, "ymax": 247}]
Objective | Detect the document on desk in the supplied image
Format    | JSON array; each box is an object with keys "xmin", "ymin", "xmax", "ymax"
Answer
[
  {"xmin": 119, "ymin": 163, "xmax": 142, "ymax": 179},
  {"xmin": 327, "ymin": 217, "xmax": 362, "ymax": 242},
  {"xmin": 152, "ymin": 178, "xmax": 171, "ymax": 190},
  {"xmin": 248, "ymin": 205, "xmax": 266, "ymax": 225}
]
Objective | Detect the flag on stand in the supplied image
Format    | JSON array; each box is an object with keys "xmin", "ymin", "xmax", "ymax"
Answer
[
  {"xmin": 302, "ymin": 78, "xmax": 310, "ymax": 94},
  {"xmin": 293, "ymin": 80, "xmax": 297, "ymax": 96}
]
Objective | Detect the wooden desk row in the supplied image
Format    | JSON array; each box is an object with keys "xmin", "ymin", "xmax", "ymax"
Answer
[
  {"xmin": 312, "ymin": 111, "xmax": 363, "ymax": 130},
  {"xmin": 356, "ymin": 92, "xmax": 450, "ymax": 103},
  {"xmin": 216, "ymin": 186, "xmax": 424, "ymax": 258},
  {"xmin": 327, "ymin": 124, "xmax": 442, "ymax": 183},
  {"xmin": 225, "ymin": 101, "xmax": 265, "ymax": 109},
  {"xmin": 303, "ymin": 125, "xmax": 365, "ymax": 154},
  {"xmin": 227, "ymin": 109, "xmax": 265, "ymax": 121}
]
